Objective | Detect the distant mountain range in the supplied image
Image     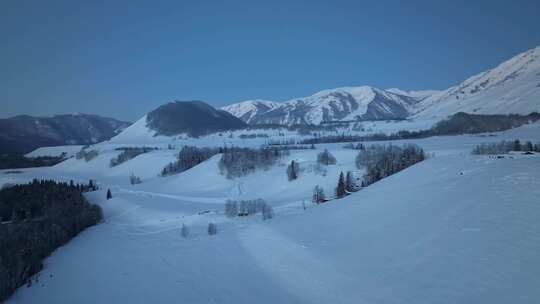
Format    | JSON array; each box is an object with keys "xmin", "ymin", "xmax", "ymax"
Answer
[
  {"xmin": 223, "ymin": 46, "xmax": 540, "ymax": 125},
  {"xmin": 7, "ymin": 47, "xmax": 540, "ymax": 152},
  {"xmin": 0, "ymin": 114, "xmax": 131, "ymax": 154}
]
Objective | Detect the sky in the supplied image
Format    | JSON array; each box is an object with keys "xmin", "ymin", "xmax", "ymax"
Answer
[{"xmin": 1, "ymin": 0, "xmax": 540, "ymax": 121}]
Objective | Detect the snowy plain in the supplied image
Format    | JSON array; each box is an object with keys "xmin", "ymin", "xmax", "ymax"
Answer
[{"xmin": 2, "ymin": 122, "xmax": 540, "ymax": 304}]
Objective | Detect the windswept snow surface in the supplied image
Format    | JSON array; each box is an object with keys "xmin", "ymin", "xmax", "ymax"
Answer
[{"xmin": 3, "ymin": 123, "xmax": 540, "ymax": 304}]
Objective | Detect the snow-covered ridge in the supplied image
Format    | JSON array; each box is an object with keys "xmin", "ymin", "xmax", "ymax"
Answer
[
  {"xmin": 221, "ymin": 99, "xmax": 280, "ymax": 124},
  {"xmin": 222, "ymin": 86, "xmax": 431, "ymax": 125},
  {"xmin": 413, "ymin": 46, "xmax": 540, "ymax": 118},
  {"xmin": 223, "ymin": 46, "xmax": 540, "ymax": 124}
]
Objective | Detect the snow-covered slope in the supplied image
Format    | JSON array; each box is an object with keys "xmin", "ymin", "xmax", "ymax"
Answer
[
  {"xmin": 4, "ymin": 123, "xmax": 540, "ymax": 303},
  {"xmin": 223, "ymin": 86, "xmax": 422, "ymax": 125},
  {"xmin": 415, "ymin": 46, "xmax": 540, "ymax": 119}
]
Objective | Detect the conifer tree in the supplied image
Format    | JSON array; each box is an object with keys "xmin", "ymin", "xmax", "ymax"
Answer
[
  {"xmin": 106, "ymin": 189, "xmax": 112, "ymax": 200},
  {"xmin": 336, "ymin": 171, "xmax": 346, "ymax": 198},
  {"xmin": 287, "ymin": 160, "xmax": 299, "ymax": 181},
  {"xmin": 345, "ymin": 171, "xmax": 356, "ymax": 192}
]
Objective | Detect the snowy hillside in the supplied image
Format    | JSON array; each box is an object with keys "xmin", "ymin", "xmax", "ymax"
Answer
[
  {"xmin": 3, "ymin": 122, "xmax": 540, "ymax": 303},
  {"xmin": 414, "ymin": 46, "xmax": 540, "ymax": 118},
  {"xmin": 223, "ymin": 46, "xmax": 540, "ymax": 125},
  {"xmin": 222, "ymin": 86, "xmax": 423, "ymax": 125}
]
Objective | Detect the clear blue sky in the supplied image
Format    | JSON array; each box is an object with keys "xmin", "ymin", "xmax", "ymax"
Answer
[{"xmin": 1, "ymin": 0, "xmax": 539, "ymax": 121}]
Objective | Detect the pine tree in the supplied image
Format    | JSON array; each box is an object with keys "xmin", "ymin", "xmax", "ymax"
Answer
[
  {"xmin": 345, "ymin": 171, "xmax": 356, "ymax": 192},
  {"xmin": 106, "ymin": 189, "xmax": 112, "ymax": 200},
  {"xmin": 336, "ymin": 171, "xmax": 346, "ymax": 198},
  {"xmin": 287, "ymin": 160, "xmax": 299, "ymax": 181}
]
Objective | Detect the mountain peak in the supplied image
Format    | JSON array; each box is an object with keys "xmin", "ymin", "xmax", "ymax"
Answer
[{"xmin": 145, "ymin": 100, "xmax": 247, "ymax": 137}]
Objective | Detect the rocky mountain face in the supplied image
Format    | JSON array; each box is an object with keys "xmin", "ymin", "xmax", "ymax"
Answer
[
  {"xmin": 223, "ymin": 46, "xmax": 540, "ymax": 125},
  {"xmin": 0, "ymin": 114, "xmax": 131, "ymax": 154}
]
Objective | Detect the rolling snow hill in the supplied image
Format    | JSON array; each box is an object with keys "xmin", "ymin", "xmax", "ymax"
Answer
[
  {"xmin": 223, "ymin": 46, "xmax": 540, "ymax": 125},
  {"xmin": 2, "ymin": 122, "xmax": 540, "ymax": 303}
]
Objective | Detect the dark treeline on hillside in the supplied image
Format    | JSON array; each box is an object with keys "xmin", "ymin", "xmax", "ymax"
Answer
[
  {"xmin": 161, "ymin": 146, "xmax": 221, "ymax": 176},
  {"xmin": 300, "ymin": 112, "xmax": 540, "ymax": 144},
  {"xmin": 472, "ymin": 139, "xmax": 540, "ymax": 155},
  {"xmin": 219, "ymin": 147, "xmax": 289, "ymax": 178},
  {"xmin": 110, "ymin": 147, "xmax": 157, "ymax": 167},
  {"xmin": 0, "ymin": 154, "xmax": 66, "ymax": 170},
  {"xmin": 0, "ymin": 180, "xmax": 103, "ymax": 302},
  {"xmin": 356, "ymin": 144, "xmax": 425, "ymax": 186},
  {"xmin": 245, "ymin": 123, "xmax": 340, "ymax": 134}
]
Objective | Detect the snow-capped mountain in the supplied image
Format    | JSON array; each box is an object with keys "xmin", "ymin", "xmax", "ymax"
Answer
[
  {"xmin": 414, "ymin": 46, "xmax": 540, "ymax": 119},
  {"xmin": 221, "ymin": 99, "xmax": 280, "ymax": 124},
  {"xmin": 224, "ymin": 46, "xmax": 540, "ymax": 125},
  {"xmin": 222, "ymin": 86, "xmax": 424, "ymax": 125}
]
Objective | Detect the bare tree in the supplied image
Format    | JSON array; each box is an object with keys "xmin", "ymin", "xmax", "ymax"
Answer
[
  {"xmin": 317, "ymin": 149, "xmax": 337, "ymax": 165},
  {"xmin": 207, "ymin": 223, "xmax": 218, "ymax": 235},
  {"xmin": 312, "ymin": 185, "xmax": 325, "ymax": 204},
  {"xmin": 181, "ymin": 224, "xmax": 189, "ymax": 238}
]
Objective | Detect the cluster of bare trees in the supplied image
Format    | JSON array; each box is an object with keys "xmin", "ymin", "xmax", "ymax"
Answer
[
  {"xmin": 75, "ymin": 148, "xmax": 99, "ymax": 162},
  {"xmin": 110, "ymin": 147, "xmax": 156, "ymax": 167},
  {"xmin": 161, "ymin": 146, "xmax": 220, "ymax": 176},
  {"xmin": 472, "ymin": 139, "xmax": 539, "ymax": 155},
  {"xmin": 224, "ymin": 198, "xmax": 273, "ymax": 219},
  {"xmin": 356, "ymin": 144, "xmax": 425, "ymax": 186},
  {"xmin": 312, "ymin": 185, "xmax": 326, "ymax": 204},
  {"xmin": 317, "ymin": 149, "xmax": 337, "ymax": 165},
  {"xmin": 343, "ymin": 143, "xmax": 365, "ymax": 150},
  {"xmin": 129, "ymin": 174, "xmax": 142, "ymax": 185},
  {"xmin": 218, "ymin": 147, "xmax": 288, "ymax": 178}
]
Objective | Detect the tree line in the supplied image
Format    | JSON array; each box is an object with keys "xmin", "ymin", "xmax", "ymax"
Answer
[
  {"xmin": 110, "ymin": 147, "xmax": 157, "ymax": 167},
  {"xmin": 218, "ymin": 147, "xmax": 289, "ymax": 179},
  {"xmin": 161, "ymin": 146, "xmax": 220, "ymax": 176},
  {"xmin": 300, "ymin": 112, "xmax": 540, "ymax": 145},
  {"xmin": 356, "ymin": 144, "xmax": 425, "ymax": 186},
  {"xmin": 472, "ymin": 139, "xmax": 540, "ymax": 155}
]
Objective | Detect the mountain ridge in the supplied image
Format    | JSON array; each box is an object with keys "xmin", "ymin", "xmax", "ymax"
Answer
[
  {"xmin": 223, "ymin": 46, "xmax": 540, "ymax": 125},
  {"xmin": 0, "ymin": 114, "xmax": 131, "ymax": 154}
]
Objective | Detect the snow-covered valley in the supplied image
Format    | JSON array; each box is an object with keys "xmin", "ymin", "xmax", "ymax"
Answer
[{"xmin": 3, "ymin": 122, "xmax": 540, "ymax": 304}]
